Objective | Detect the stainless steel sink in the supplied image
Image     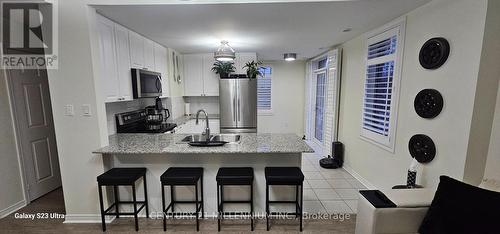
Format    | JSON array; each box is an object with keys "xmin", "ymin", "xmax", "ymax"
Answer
[
  {"xmin": 211, "ymin": 134, "xmax": 241, "ymax": 143},
  {"xmin": 178, "ymin": 134, "xmax": 241, "ymax": 144}
]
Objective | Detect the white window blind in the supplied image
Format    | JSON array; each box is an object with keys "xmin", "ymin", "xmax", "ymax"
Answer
[
  {"xmin": 257, "ymin": 66, "xmax": 272, "ymax": 111},
  {"xmin": 361, "ymin": 23, "xmax": 404, "ymax": 150}
]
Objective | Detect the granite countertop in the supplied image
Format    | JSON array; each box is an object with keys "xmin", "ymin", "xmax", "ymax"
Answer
[{"xmin": 93, "ymin": 133, "xmax": 314, "ymax": 155}]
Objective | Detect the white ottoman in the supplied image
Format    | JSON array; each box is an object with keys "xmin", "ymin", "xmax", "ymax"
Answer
[{"xmin": 355, "ymin": 188, "xmax": 435, "ymax": 234}]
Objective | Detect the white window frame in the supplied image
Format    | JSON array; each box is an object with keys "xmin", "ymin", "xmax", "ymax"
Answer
[
  {"xmin": 257, "ymin": 65, "xmax": 273, "ymax": 115},
  {"xmin": 360, "ymin": 19, "xmax": 406, "ymax": 152}
]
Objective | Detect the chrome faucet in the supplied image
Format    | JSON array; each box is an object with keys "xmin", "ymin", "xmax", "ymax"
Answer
[{"xmin": 195, "ymin": 109, "xmax": 210, "ymax": 142}]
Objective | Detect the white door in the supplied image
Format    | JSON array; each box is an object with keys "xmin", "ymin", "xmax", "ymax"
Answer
[
  {"xmin": 96, "ymin": 15, "xmax": 119, "ymax": 102},
  {"xmin": 313, "ymin": 71, "xmax": 327, "ymax": 145},
  {"xmin": 114, "ymin": 23, "xmax": 132, "ymax": 101},
  {"xmin": 8, "ymin": 69, "xmax": 62, "ymax": 201},
  {"xmin": 183, "ymin": 54, "xmax": 204, "ymax": 96},
  {"xmin": 202, "ymin": 53, "xmax": 219, "ymax": 96}
]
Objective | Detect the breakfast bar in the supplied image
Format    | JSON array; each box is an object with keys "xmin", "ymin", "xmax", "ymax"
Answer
[{"xmin": 93, "ymin": 133, "xmax": 314, "ymax": 216}]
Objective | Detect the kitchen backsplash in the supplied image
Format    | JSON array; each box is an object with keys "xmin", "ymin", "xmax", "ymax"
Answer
[
  {"xmin": 105, "ymin": 98, "xmax": 156, "ymax": 135},
  {"xmin": 184, "ymin": 96, "xmax": 219, "ymax": 115}
]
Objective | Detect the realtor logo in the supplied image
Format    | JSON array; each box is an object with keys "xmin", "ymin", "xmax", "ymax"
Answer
[{"xmin": 1, "ymin": 1, "xmax": 58, "ymax": 69}]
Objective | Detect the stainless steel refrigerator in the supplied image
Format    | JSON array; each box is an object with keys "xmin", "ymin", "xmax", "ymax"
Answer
[{"xmin": 219, "ymin": 78, "xmax": 257, "ymax": 133}]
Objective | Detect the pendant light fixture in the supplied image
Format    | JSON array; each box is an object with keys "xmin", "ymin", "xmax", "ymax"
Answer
[
  {"xmin": 284, "ymin": 53, "xmax": 297, "ymax": 61},
  {"xmin": 214, "ymin": 40, "xmax": 236, "ymax": 61}
]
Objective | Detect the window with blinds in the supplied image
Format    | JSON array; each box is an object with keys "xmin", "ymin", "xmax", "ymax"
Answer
[
  {"xmin": 361, "ymin": 23, "xmax": 404, "ymax": 151},
  {"xmin": 257, "ymin": 66, "xmax": 272, "ymax": 112}
]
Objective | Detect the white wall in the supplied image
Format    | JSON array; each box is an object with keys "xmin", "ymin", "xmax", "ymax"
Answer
[
  {"xmin": 338, "ymin": 0, "xmax": 488, "ymax": 189},
  {"xmin": 184, "ymin": 96, "xmax": 219, "ymax": 115},
  {"xmin": 0, "ymin": 73, "xmax": 25, "ymax": 217},
  {"xmin": 463, "ymin": 0, "xmax": 500, "ymax": 184},
  {"xmin": 258, "ymin": 60, "xmax": 306, "ymax": 136},
  {"xmin": 483, "ymin": 0, "xmax": 500, "ymax": 181}
]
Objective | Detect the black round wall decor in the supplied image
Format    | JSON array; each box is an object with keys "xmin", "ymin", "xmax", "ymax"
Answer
[
  {"xmin": 414, "ymin": 89, "xmax": 443, "ymax": 119},
  {"xmin": 419, "ymin": 37, "xmax": 450, "ymax": 69},
  {"xmin": 408, "ymin": 134, "xmax": 436, "ymax": 164}
]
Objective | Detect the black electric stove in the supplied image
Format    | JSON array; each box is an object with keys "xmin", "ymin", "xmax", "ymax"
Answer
[{"xmin": 115, "ymin": 109, "xmax": 177, "ymax": 134}]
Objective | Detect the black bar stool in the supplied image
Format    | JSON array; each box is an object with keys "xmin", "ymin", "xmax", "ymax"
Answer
[
  {"xmin": 160, "ymin": 167, "xmax": 204, "ymax": 231},
  {"xmin": 216, "ymin": 167, "xmax": 254, "ymax": 231},
  {"xmin": 97, "ymin": 167, "xmax": 149, "ymax": 232},
  {"xmin": 265, "ymin": 167, "xmax": 304, "ymax": 232}
]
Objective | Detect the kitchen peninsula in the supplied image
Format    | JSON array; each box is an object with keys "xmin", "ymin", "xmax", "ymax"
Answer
[{"xmin": 93, "ymin": 133, "xmax": 313, "ymax": 215}]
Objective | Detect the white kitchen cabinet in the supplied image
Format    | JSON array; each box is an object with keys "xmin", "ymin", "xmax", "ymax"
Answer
[
  {"xmin": 143, "ymin": 39, "xmax": 155, "ymax": 70},
  {"xmin": 183, "ymin": 53, "xmax": 219, "ymax": 96},
  {"xmin": 154, "ymin": 42, "xmax": 169, "ymax": 97},
  {"xmin": 129, "ymin": 31, "xmax": 144, "ymax": 69},
  {"xmin": 235, "ymin": 52, "xmax": 257, "ymax": 74},
  {"xmin": 183, "ymin": 54, "xmax": 204, "ymax": 96},
  {"xmin": 114, "ymin": 23, "xmax": 133, "ymax": 101},
  {"xmin": 96, "ymin": 14, "xmax": 119, "ymax": 102},
  {"xmin": 202, "ymin": 54, "xmax": 219, "ymax": 96}
]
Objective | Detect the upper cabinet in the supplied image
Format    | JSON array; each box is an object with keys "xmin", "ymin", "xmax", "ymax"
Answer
[
  {"xmin": 114, "ymin": 23, "xmax": 133, "ymax": 101},
  {"xmin": 96, "ymin": 14, "xmax": 120, "ymax": 102},
  {"xmin": 202, "ymin": 54, "xmax": 219, "ymax": 96},
  {"xmin": 95, "ymin": 14, "xmax": 170, "ymax": 102},
  {"xmin": 154, "ymin": 42, "xmax": 169, "ymax": 97},
  {"xmin": 183, "ymin": 54, "xmax": 204, "ymax": 96},
  {"xmin": 182, "ymin": 52, "xmax": 257, "ymax": 96},
  {"xmin": 235, "ymin": 53, "xmax": 257, "ymax": 74},
  {"xmin": 128, "ymin": 31, "xmax": 144, "ymax": 69},
  {"xmin": 143, "ymin": 39, "xmax": 155, "ymax": 71}
]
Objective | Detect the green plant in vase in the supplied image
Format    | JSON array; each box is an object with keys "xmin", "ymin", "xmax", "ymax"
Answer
[
  {"xmin": 243, "ymin": 60, "xmax": 263, "ymax": 78},
  {"xmin": 211, "ymin": 61, "xmax": 235, "ymax": 78}
]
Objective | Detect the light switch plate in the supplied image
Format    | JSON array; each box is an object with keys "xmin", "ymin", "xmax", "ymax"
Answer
[
  {"xmin": 82, "ymin": 104, "xmax": 91, "ymax": 116},
  {"xmin": 64, "ymin": 105, "xmax": 74, "ymax": 116}
]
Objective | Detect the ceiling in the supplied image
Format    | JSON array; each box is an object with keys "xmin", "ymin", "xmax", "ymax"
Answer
[{"xmin": 95, "ymin": 0, "xmax": 430, "ymax": 60}]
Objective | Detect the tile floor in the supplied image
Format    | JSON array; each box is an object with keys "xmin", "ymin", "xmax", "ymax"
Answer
[{"xmin": 301, "ymin": 151, "xmax": 366, "ymax": 215}]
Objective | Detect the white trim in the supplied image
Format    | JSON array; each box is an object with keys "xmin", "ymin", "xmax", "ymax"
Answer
[
  {"xmin": 343, "ymin": 164, "xmax": 377, "ymax": 190},
  {"xmin": 0, "ymin": 200, "xmax": 27, "ymax": 219},
  {"xmin": 64, "ymin": 214, "xmax": 116, "ymax": 224},
  {"xmin": 359, "ymin": 17, "xmax": 406, "ymax": 153}
]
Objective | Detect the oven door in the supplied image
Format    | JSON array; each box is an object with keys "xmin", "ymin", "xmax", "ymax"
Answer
[{"xmin": 132, "ymin": 69, "xmax": 162, "ymax": 98}]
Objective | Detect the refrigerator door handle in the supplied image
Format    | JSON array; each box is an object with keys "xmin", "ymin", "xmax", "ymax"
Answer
[{"xmin": 237, "ymin": 81, "xmax": 240, "ymax": 122}]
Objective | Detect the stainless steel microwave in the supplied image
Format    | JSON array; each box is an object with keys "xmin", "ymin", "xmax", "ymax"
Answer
[{"xmin": 131, "ymin": 68, "xmax": 162, "ymax": 98}]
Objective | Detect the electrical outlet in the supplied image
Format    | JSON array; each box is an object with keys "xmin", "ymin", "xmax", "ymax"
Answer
[
  {"xmin": 82, "ymin": 104, "xmax": 91, "ymax": 116},
  {"xmin": 64, "ymin": 105, "xmax": 74, "ymax": 116}
]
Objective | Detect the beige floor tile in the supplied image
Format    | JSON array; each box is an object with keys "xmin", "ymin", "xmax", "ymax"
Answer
[
  {"xmin": 328, "ymin": 179, "xmax": 353, "ymax": 189},
  {"xmin": 303, "ymin": 201, "xmax": 327, "ymax": 213},
  {"xmin": 321, "ymin": 200, "xmax": 353, "ymax": 214},
  {"xmin": 345, "ymin": 200, "xmax": 358, "ymax": 213},
  {"xmin": 303, "ymin": 189, "xmax": 319, "ymax": 201},
  {"xmin": 335, "ymin": 189, "xmax": 360, "ymax": 200},
  {"xmin": 307, "ymin": 179, "xmax": 332, "ymax": 189},
  {"xmin": 304, "ymin": 171, "xmax": 325, "ymax": 180},
  {"xmin": 313, "ymin": 188, "xmax": 342, "ymax": 200}
]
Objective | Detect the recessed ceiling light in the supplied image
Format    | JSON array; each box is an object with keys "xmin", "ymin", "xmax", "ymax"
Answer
[
  {"xmin": 342, "ymin": 28, "xmax": 352, "ymax": 32},
  {"xmin": 284, "ymin": 53, "xmax": 297, "ymax": 61}
]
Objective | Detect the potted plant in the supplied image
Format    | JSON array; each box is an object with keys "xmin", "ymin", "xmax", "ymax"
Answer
[
  {"xmin": 243, "ymin": 60, "xmax": 263, "ymax": 78},
  {"xmin": 211, "ymin": 61, "xmax": 235, "ymax": 78}
]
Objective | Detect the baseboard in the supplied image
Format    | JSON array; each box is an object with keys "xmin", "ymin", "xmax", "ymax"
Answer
[
  {"xmin": 64, "ymin": 213, "xmax": 220, "ymax": 223},
  {"xmin": 63, "ymin": 214, "xmax": 115, "ymax": 223},
  {"xmin": 0, "ymin": 200, "xmax": 27, "ymax": 218},
  {"xmin": 343, "ymin": 164, "xmax": 377, "ymax": 190}
]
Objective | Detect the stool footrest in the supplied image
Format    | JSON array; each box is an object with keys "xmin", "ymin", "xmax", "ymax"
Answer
[
  {"xmin": 269, "ymin": 200, "xmax": 299, "ymax": 204},
  {"xmin": 103, "ymin": 203, "xmax": 146, "ymax": 216},
  {"xmin": 220, "ymin": 200, "xmax": 252, "ymax": 204}
]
